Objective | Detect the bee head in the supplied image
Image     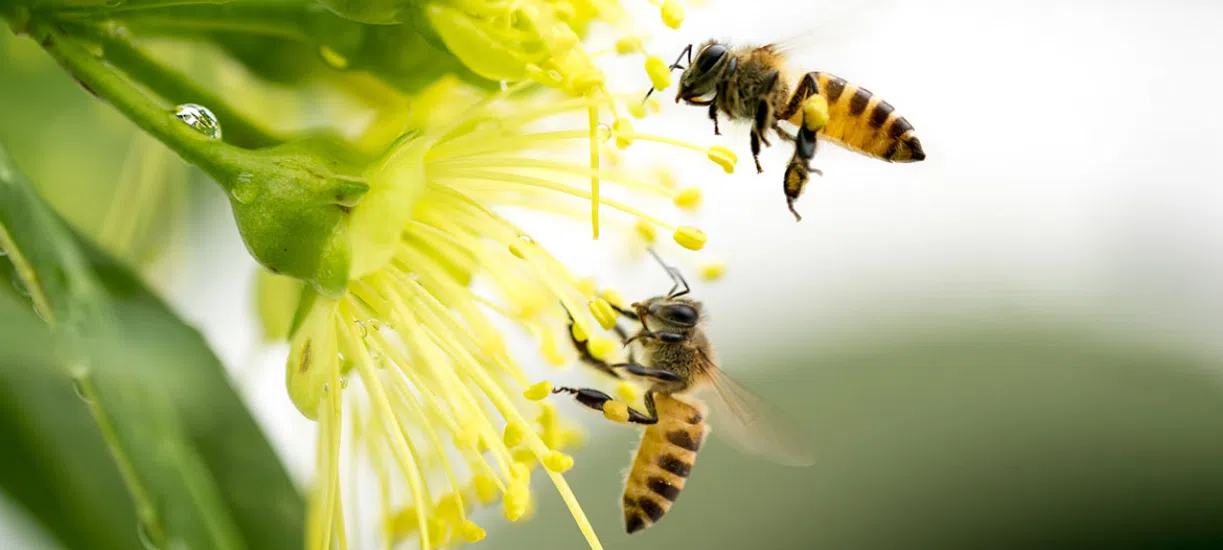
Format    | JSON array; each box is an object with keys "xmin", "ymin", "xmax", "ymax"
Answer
[{"xmin": 677, "ymin": 41, "xmax": 730, "ymax": 103}]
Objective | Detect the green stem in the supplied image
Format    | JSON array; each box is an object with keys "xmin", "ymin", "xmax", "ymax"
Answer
[
  {"xmin": 33, "ymin": 22, "xmax": 248, "ymax": 190},
  {"xmin": 75, "ymin": 374, "xmax": 168, "ymax": 549},
  {"xmin": 69, "ymin": 21, "xmax": 284, "ymax": 149}
]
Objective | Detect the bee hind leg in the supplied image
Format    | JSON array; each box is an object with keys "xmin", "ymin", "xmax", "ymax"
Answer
[
  {"xmin": 782, "ymin": 125, "xmax": 821, "ymax": 222},
  {"xmin": 552, "ymin": 387, "xmax": 660, "ymax": 425},
  {"xmin": 750, "ymin": 131, "xmax": 763, "ymax": 174}
]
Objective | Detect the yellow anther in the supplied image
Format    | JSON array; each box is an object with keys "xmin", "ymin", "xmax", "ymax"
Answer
[
  {"xmin": 436, "ymin": 493, "xmax": 462, "ymax": 521},
  {"xmin": 602, "ymin": 400, "xmax": 630, "ymax": 423},
  {"xmin": 615, "ymin": 37, "xmax": 642, "ymax": 55},
  {"xmin": 656, "ymin": 167, "xmax": 677, "ymax": 188},
  {"xmin": 544, "ymin": 451, "xmax": 575, "ymax": 472},
  {"xmin": 473, "ymin": 474, "xmax": 499, "ymax": 504},
  {"xmin": 427, "ymin": 517, "xmax": 449, "ymax": 547},
  {"xmin": 803, "ymin": 95, "xmax": 830, "ymax": 131},
  {"xmin": 589, "ymin": 298, "xmax": 619, "ymax": 330},
  {"xmin": 570, "ymin": 69, "xmax": 605, "ymax": 95},
  {"xmin": 318, "ymin": 46, "xmax": 349, "ymax": 70},
  {"xmin": 539, "ymin": 330, "xmax": 567, "ymax": 366},
  {"xmin": 537, "ymin": 402, "xmax": 557, "ymax": 426},
  {"xmin": 645, "ymin": 56, "xmax": 673, "ymax": 91},
  {"xmin": 570, "ymin": 321, "xmax": 589, "ymax": 343},
  {"xmin": 660, "ymin": 0, "xmax": 685, "ymax": 29},
  {"xmin": 635, "ymin": 219, "xmax": 657, "ymax": 243},
  {"xmin": 674, "ymin": 187, "xmax": 702, "ymax": 210},
  {"xmin": 600, "ymin": 288, "xmax": 626, "ymax": 309},
  {"xmin": 587, "ymin": 336, "xmax": 617, "ymax": 361},
  {"xmin": 460, "ymin": 521, "xmax": 486, "ymax": 543},
  {"xmin": 628, "ymin": 100, "xmax": 648, "ymax": 119},
  {"xmin": 503, "ymin": 421, "xmax": 526, "ymax": 447},
  {"xmin": 386, "ymin": 506, "xmax": 419, "ymax": 535},
  {"xmin": 509, "ymin": 242, "xmax": 527, "ymax": 259},
  {"xmin": 707, "ymin": 145, "xmax": 737, "ymax": 173},
  {"xmin": 576, "ymin": 276, "xmax": 598, "ymax": 296},
  {"xmin": 700, "ymin": 261, "xmax": 727, "ymax": 281},
  {"xmin": 648, "ymin": 96, "xmax": 663, "ymax": 113},
  {"xmin": 505, "ymin": 483, "xmax": 529, "ymax": 521},
  {"xmin": 512, "ymin": 447, "xmax": 537, "ymax": 465},
  {"xmin": 613, "ymin": 118, "xmax": 634, "ymax": 149},
  {"xmin": 616, "ymin": 382, "xmax": 639, "ymax": 402},
  {"xmin": 525, "ymin": 63, "xmax": 564, "ymax": 87},
  {"xmin": 524, "ymin": 380, "xmax": 553, "ymax": 401},
  {"xmin": 674, "ymin": 226, "xmax": 708, "ymax": 250},
  {"xmin": 455, "ymin": 427, "xmax": 481, "ymax": 450}
]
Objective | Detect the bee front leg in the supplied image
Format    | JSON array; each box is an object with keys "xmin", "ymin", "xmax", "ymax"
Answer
[
  {"xmin": 750, "ymin": 131, "xmax": 763, "ymax": 174},
  {"xmin": 708, "ymin": 102, "xmax": 720, "ymax": 136},
  {"xmin": 553, "ymin": 387, "xmax": 659, "ymax": 425}
]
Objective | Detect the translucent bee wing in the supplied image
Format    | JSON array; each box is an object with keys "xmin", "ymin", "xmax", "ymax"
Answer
[
  {"xmin": 765, "ymin": 0, "xmax": 901, "ymax": 61},
  {"xmin": 698, "ymin": 359, "xmax": 816, "ymax": 467}
]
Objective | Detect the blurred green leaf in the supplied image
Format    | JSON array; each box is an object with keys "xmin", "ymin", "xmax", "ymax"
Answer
[{"xmin": 0, "ymin": 142, "xmax": 304, "ymax": 550}]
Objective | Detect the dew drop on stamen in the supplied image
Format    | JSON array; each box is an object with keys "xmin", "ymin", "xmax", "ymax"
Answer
[
  {"xmin": 595, "ymin": 124, "xmax": 612, "ymax": 143},
  {"xmin": 173, "ymin": 104, "xmax": 222, "ymax": 140}
]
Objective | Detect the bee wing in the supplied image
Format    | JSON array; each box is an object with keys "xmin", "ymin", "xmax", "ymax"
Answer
[
  {"xmin": 698, "ymin": 357, "xmax": 816, "ymax": 467},
  {"xmin": 765, "ymin": 0, "xmax": 901, "ymax": 62}
]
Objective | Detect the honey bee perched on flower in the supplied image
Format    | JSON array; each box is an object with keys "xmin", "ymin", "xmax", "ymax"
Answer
[
  {"xmin": 648, "ymin": 39, "xmax": 926, "ymax": 221},
  {"xmin": 553, "ymin": 250, "xmax": 814, "ymax": 534}
]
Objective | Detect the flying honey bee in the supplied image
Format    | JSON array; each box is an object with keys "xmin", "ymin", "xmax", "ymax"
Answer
[
  {"xmin": 553, "ymin": 250, "xmax": 814, "ymax": 534},
  {"xmin": 647, "ymin": 39, "xmax": 926, "ymax": 221}
]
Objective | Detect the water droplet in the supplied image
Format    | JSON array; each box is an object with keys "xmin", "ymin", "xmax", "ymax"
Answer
[
  {"xmin": 106, "ymin": 0, "xmax": 125, "ymax": 7},
  {"xmin": 518, "ymin": 234, "xmax": 535, "ymax": 244},
  {"xmin": 173, "ymin": 104, "xmax": 222, "ymax": 140},
  {"xmin": 229, "ymin": 173, "xmax": 258, "ymax": 204},
  {"xmin": 367, "ymin": 319, "xmax": 382, "ymax": 331},
  {"xmin": 595, "ymin": 124, "xmax": 612, "ymax": 143},
  {"xmin": 340, "ymin": 376, "xmax": 349, "ymax": 389},
  {"xmin": 12, "ymin": 275, "xmax": 29, "ymax": 297},
  {"xmin": 499, "ymin": 80, "xmax": 509, "ymax": 91},
  {"xmin": 0, "ymin": 248, "xmax": 7, "ymax": 257},
  {"xmin": 136, "ymin": 520, "xmax": 161, "ymax": 550},
  {"xmin": 105, "ymin": 20, "xmax": 131, "ymax": 39},
  {"xmin": 354, "ymin": 320, "xmax": 367, "ymax": 338},
  {"xmin": 547, "ymin": 70, "xmax": 563, "ymax": 83}
]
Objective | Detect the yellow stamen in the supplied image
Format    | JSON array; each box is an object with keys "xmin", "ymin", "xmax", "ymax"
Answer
[
  {"xmin": 707, "ymin": 145, "xmax": 738, "ymax": 173},
  {"xmin": 700, "ymin": 261, "xmax": 727, "ymax": 281},
  {"xmin": 588, "ymin": 298, "xmax": 619, "ymax": 330},
  {"xmin": 660, "ymin": 0, "xmax": 684, "ymax": 29},
  {"xmin": 524, "ymin": 381, "xmax": 554, "ymax": 401},
  {"xmin": 544, "ymin": 451, "xmax": 575, "ymax": 473},
  {"xmin": 645, "ymin": 56, "xmax": 672, "ymax": 91},
  {"xmin": 674, "ymin": 187, "xmax": 702, "ymax": 209},
  {"xmin": 674, "ymin": 226, "xmax": 708, "ymax": 250}
]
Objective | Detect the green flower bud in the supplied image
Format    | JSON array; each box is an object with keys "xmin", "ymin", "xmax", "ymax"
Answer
[{"xmin": 221, "ymin": 138, "xmax": 368, "ymax": 298}]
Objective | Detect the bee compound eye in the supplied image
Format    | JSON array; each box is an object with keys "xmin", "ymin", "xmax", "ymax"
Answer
[
  {"xmin": 659, "ymin": 303, "xmax": 699, "ymax": 327},
  {"xmin": 696, "ymin": 45, "xmax": 727, "ymax": 73}
]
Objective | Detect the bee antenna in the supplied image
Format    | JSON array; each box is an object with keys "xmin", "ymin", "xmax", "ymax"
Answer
[{"xmin": 645, "ymin": 247, "xmax": 690, "ymax": 299}]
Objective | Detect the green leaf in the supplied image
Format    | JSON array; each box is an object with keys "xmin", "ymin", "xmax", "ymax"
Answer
[{"xmin": 0, "ymin": 141, "xmax": 305, "ymax": 550}]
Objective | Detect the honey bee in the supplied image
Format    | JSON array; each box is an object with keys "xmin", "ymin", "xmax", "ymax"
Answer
[
  {"xmin": 553, "ymin": 250, "xmax": 814, "ymax": 534},
  {"xmin": 648, "ymin": 40, "xmax": 926, "ymax": 221}
]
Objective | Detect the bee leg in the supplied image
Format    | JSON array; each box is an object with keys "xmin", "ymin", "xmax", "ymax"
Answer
[
  {"xmin": 750, "ymin": 131, "xmax": 763, "ymax": 174},
  {"xmin": 754, "ymin": 98, "xmax": 773, "ymax": 148},
  {"xmin": 772, "ymin": 123, "xmax": 796, "ymax": 143},
  {"xmin": 610, "ymin": 363, "xmax": 684, "ymax": 384},
  {"xmin": 782, "ymin": 125, "xmax": 821, "ymax": 222},
  {"xmin": 568, "ymin": 313, "xmax": 624, "ymax": 380},
  {"xmin": 708, "ymin": 102, "xmax": 720, "ymax": 136},
  {"xmin": 552, "ymin": 387, "xmax": 659, "ymax": 425},
  {"xmin": 778, "ymin": 72, "xmax": 820, "ymax": 122}
]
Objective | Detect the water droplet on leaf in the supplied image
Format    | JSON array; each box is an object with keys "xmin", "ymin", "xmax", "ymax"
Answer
[
  {"xmin": 72, "ymin": 378, "xmax": 91, "ymax": 403},
  {"xmin": 229, "ymin": 173, "xmax": 258, "ymax": 204},
  {"xmin": 12, "ymin": 275, "xmax": 29, "ymax": 297},
  {"xmin": 173, "ymin": 104, "xmax": 222, "ymax": 140}
]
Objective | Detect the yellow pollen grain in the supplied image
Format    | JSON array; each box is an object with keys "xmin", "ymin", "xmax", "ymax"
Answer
[
  {"xmin": 602, "ymin": 400, "xmax": 630, "ymax": 423},
  {"xmin": 674, "ymin": 187, "xmax": 702, "ymax": 209},
  {"xmin": 524, "ymin": 381, "xmax": 554, "ymax": 401},
  {"xmin": 588, "ymin": 298, "xmax": 619, "ymax": 330},
  {"xmin": 674, "ymin": 226, "xmax": 708, "ymax": 250}
]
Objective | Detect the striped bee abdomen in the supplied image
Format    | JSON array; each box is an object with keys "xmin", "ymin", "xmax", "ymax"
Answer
[
  {"xmin": 793, "ymin": 71, "xmax": 925, "ymax": 163},
  {"xmin": 621, "ymin": 394, "xmax": 709, "ymax": 534}
]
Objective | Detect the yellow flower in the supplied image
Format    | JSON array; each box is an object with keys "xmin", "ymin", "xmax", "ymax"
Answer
[{"xmin": 284, "ymin": 77, "xmax": 733, "ymax": 549}]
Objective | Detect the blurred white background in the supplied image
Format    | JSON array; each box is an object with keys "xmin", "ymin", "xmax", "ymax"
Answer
[{"xmin": 9, "ymin": 0, "xmax": 1216, "ymax": 547}]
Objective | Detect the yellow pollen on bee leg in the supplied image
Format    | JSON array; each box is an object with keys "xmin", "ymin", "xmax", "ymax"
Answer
[
  {"xmin": 803, "ymin": 95, "xmax": 830, "ymax": 131},
  {"xmin": 602, "ymin": 400, "xmax": 631, "ymax": 423}
]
